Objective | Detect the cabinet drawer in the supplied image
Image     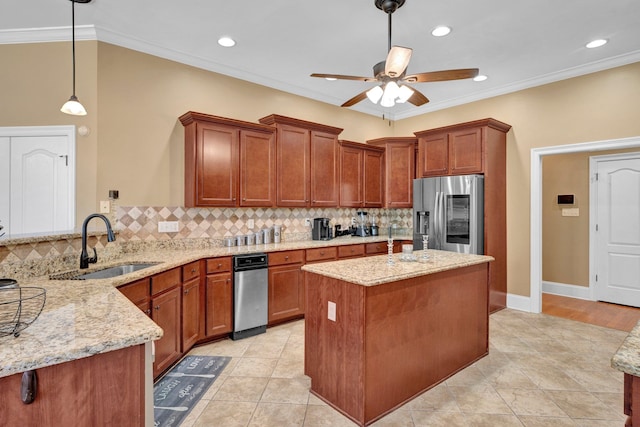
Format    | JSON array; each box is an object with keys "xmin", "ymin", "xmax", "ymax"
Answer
[
  {"xmin": 338, "ymin": 244, "xmax": 365, "ymax": 258},
  {"xmin": 182, "ymin": 261, "xmax": 200, "ymax": 282},
  {"xmin": 118, "ymin": 278, "xmax": 150, "ymax": 304},
  {"xmin": 206, "ymin": 257, "xmax": 232, "ymax": 274},
  {"xmin": 306, "ymin": 247, "xmax": 337, "ymax": 263},
  {"xmin": 365, "ymin": 242, "xmax": 387, "ymax": 255},
  {"xmin": 151, "ymin": 268, "xmax": 181, "ymax": 296},
  {"xmin": 269, "ymin": 250, "xmax": 305, "ymax": 266}
]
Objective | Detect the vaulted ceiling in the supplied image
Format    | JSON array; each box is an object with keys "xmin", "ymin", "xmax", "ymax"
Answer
[{"xmin": 2, "ymin": 0, "xmax": 640, "ymax": 119}]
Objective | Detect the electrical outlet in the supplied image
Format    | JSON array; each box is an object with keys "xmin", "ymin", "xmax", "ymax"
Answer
[
  {"xmin": 562, "ymin": 208, "xmax": 580, "ymax": 217},
  {"xmin": 305, "ymin": 218, "xmax": 311, "ymax": 226},
  {"xmin": 247, "ymin": 219, "xmax": 255, "ymax": 229},
  {"xmin": 328, "ymin": 301, "xmax": 336, "ymax": 322},
  {"xmin": 158, "ymin": 221, "xmax": 179, "ymax": 232},
  {"xmin": 99, "ymin": 200, "xmax": 110, "ymax": 213}
]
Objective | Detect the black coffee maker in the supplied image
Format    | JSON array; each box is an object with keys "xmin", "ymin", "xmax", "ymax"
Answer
[{"xmin": 312, "ymin": 218, "xmax": 332, "ymax": 240}]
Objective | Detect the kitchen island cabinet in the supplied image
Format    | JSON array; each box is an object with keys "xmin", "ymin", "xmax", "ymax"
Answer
[
  {"xmin": 259, "ymin": 114, "xmax": 343, "ymax": 207},
  {"xmin": 303, "ymin": 250, "xmax": 492, "ymax": 426}
]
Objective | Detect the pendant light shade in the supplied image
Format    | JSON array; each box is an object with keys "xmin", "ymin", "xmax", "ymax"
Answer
[{"xmin": 61, "ymin": 0, "xmax": 91, "ymax": 116}]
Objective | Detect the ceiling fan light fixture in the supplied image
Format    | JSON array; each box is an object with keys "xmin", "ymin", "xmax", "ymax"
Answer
[
  {"xmin": 380, "ymin": 95, "xmax": 395, "ymax": 108},
  {"xmin": 431, "ymin": 26, "xmax": 451, "ymax": 37},
  {"xmin": 396, "ymin": 85, "xmax": 414, "ymax": 103},
  {"xmin": 383, "ymin": 81, "xmax": 400, "ymax": 99},
  {"xmin": 366, "ymin": 85, "xmax": 384, "ymax": 103}
]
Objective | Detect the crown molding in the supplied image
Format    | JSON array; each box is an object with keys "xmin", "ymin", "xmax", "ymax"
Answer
[{"xmin": 0, "ymin": 26, "xmax": 96, "ymax": 44}]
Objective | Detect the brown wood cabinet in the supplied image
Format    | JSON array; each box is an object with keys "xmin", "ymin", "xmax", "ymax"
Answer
[
  {"xmin": 180, "ymin": 111, "xmax": 276, "ymax": 207},
  {"xmin": 338, "ymin": 244, "xmax": 365, "ymax": 259},
  {"xmin": 415, "ymin": 118, "xmax": 512, "ymax": 312},
  {"xmin": 0, "ymin": 345, "xmax": 146, "ymax": 426},
  {"xmin": 204, "ymin": 257, "xmax": 233, "ymax": 338},
  {"xmin": 259, "ymin": 114, "xmax": 342, "ymax": 207},
  {"xmin": 151, "ymin": 269, "xmax": 182, "ymax": 378},
  {"xmin": 268, "ymin": 250, "xmax": 305, "ymax": 325},
  {"xmin": 366, "ymin": 137, "xmax": 416, "ymax": 208},
  {"xmin": 306, "ymin": 246, "xmax": 338, "ymax": 263},
  {"xmin": 118, "ymin": 277, "xmax": 151, "ymax": 317},
  {"xmin": 338, "ymin": 140, "xmax": 384, "ymax": 208},
  {"xmin": 181, "ymin": 261, "xmax": 201, "ymax": 352}
]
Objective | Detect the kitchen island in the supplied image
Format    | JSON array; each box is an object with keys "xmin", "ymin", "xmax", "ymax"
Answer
[{"xmin": 302, "ymin": 249, "xmax": 493, "ymax": 426}]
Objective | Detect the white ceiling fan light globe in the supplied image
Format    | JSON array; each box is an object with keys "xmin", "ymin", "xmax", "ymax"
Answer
[
  {"xmin": 380, "ymin": 96, "xmax": 395, "ymax": 108},
  {"xmin": 396, "ymin": 85, "xmax": 414, "ymax": 103},
  {"xmin": 383, "ymin": 81, "xmax": 400, "ymax": 99},
  {"xmin": 366, "ymin": 85, "xmax": 384, "ymax": 104}
]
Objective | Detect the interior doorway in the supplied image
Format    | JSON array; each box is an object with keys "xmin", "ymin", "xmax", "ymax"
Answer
[{"xmin": 531, "ymin": 136, "xmax": 640, "ymax": 313}]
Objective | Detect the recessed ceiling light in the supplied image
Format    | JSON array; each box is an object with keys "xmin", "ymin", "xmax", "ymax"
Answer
[
  {"xmin": 586, "ymin": 39, "xmax": 607, "ymax": 49},
  {"xmin": 218, "ymin": 36, "xmax": 236, "ymax": 47},
  {"xmin": 325, "ymin": 77, "xmax": 337, "ymax": 81},
  {"xmin": 473, "ymin": 75, "xmax": 488, "ymax": 82},
  {"xmin": 431, "ymin": 26, "xmax": 451, "ymax": 37}
]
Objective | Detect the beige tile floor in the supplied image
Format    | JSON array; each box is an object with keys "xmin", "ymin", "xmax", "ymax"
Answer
[{"xmin": 175, "ymin": 309, "xmax": 628, "ymax": 426}]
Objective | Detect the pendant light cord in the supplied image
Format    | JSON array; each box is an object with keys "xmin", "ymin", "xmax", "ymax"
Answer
[{"xmin": 71, "ymin": 0, "xmax": 77, "ymax": 97}]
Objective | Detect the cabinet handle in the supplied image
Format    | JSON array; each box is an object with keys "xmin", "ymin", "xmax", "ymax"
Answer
[
  {"xmin": 184, "ymin": 289, "xmax": 189, "ymax": 295},
  {"xmin": 191, "ymin": 268, "xmax": 196, "ymax": 273},
  {"xmin": 145, "ymin": 309, "xmax": 151, "ymax": 315},
  {"xmin": 320, "ymin": 251, "xmax": 324, "ymax": 255},
  {"xmin": 217, "ymin": 263, "xmax": 222, "ymax": 268},
  {"xmin": 243, "ymin": 198, "xmax": 246, "ymax": 201},
  {"xmin": 155, "ymin": 305, "xmax": 160, "ymax": 311},
  {"xmin": 21, "ymin": 370, "xmax": 37, "ymax": 404},
  {"xmin": 226, "ymin": 279, "xmax": 231, "ymax": 283},
  {"xmin": 285, "ymin": 256, "xmax": 289, "ymax": 260}
]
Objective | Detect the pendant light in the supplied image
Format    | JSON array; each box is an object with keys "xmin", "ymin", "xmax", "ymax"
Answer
[{"xmin": 60, "ymin": 0, "xmax": 91, "ymax": 116}]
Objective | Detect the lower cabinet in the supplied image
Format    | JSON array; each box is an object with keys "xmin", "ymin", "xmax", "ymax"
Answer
[
  {"xmin": 338, "ymin": 244, "xmax": 365, "ymax": 259},
  {"xmin": 268, "ymin": 250, "xmax": 305, "ymax": 325},
  {"xmin": 204, "ymin": 257, "xmax": 233, "ymax": 338},
  {"xmin": 182, "ymin": 277, "xmax": 200, "ymax": 351},
  {"xmin": 151, "ymin": 285, "xmax": 182, "ymax": 378}
]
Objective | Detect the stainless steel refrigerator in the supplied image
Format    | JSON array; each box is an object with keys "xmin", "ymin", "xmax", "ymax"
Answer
[{"xmin": 413, "ymin": 175, "xmax": 484, "ymax": 254}]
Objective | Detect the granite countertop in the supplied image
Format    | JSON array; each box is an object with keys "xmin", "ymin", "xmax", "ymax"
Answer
[
  {"xmin": 612, "ymin": 321, "xmax": 640, "ymax": 376},
  {"xmin": 0, "ymin": 235, "xmax": 410, "ymax": 378},
  {"xmin": 302, "ymin": 249, "xmax": 494, "ymax": 286}
]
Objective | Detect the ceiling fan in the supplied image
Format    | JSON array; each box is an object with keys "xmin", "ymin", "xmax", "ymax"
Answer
[{"xmin": 311, "ymin": 0, "xmax": 479, "ymax": 108}]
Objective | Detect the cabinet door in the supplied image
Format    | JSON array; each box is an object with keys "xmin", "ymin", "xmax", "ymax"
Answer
[
  {"xmin": 449, "ymin": 127, "xmax": 483, "ymax": 174},
  {"xmin": 276, "ymin": 124, "xmax": 309, "ymax": 206},
  {"xmin": 152, "ymin": 286, "xmax": 182, "ymax": 377},
  {"xmin": 363, "ymin": 149, "xmax": 384, "ymax": 208},
  {"xmin": 339, "ymin": 144, "xmax": 363, "ymax": 207},
  {"xmin": 205, "ymin": 272, "xmax": 233, "ymax": 337},
  {"xmin": 310, "ymin": 131, "xmax": 339, "ymax": 207},
  {"xmin": 182, "ymin": 277, "xmax": 200, "ymax": 352},
  {"xmin": 240, "ymin": 129, "xmax": 276, "ymax": 207},
  {"xmin": 338, "ymin": 244, "xmax": 365, "ymax": 259},
  {"xmin": 386, "ymin": 142, "xmax": 415, "ymax": 208},
  {"xmin": 196, "ymin": 123, "xmax": 238, "ymax": 206},
  {"xmin": 418, "ymin": 133, "xmax": 449, "ymax": 177},
  {"xmin": 268, "ymin": 263, "xmax": 304, "ymax": 324}
]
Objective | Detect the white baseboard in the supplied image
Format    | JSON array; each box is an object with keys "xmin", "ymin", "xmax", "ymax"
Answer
[
  {"xmin": 542, "ymin": 281, "xmax": 592, "ymax": 300},
  {"xmin": 506, "ymin": 293, "xmax": 532, "ymax": 312}
]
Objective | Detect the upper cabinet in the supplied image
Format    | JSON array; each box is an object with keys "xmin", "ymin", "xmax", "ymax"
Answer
[
  {"xmin": 180, "ymin": 112, "xmax": 276, "ymax": 207},
  {"xmin": 259, "ymin": 115, "xmax": 342, "ymax": 208},
  {"xmin": 366, "ymin": 137, "xmax": 416, "ymax": 208},
  {"xmin": 414, "ymin": 119, "xmax": 511, "ymax": 178},
  {"xmin": 338, "ymin": 140, "xmax": 384, "ymax": 208}
]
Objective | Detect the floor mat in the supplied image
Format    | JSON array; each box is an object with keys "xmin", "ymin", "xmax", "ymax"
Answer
[{"xmin": 154, "ymin": 355, "xmax": 231, "ymax": 427}]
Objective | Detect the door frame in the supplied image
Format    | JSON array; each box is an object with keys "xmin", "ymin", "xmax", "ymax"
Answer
[
  {"xmin": 589, "ymin": 152, "xmax": 640, "ymax": 304},
  {"xmin": 530, "ymin": 136, "xmax": 640, "ymax": 313},
  {"xmin": 0, "ymin": 125, "xmax": 76, "ymax": 235}
]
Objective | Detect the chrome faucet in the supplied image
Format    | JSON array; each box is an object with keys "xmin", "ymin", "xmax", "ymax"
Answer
[{"xmin": 80, "ymin": 213, "xmax": 116, "ymax": 269}]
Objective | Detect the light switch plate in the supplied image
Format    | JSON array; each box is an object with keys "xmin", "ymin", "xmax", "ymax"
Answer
[
  {"xmin": 247, "ymin": 219, "xmax": 255, "ymax": 229},
  {"xmin": 328, "ymin": 301, "xmax": 336, "ymax": 322},
  {"xmin": 562, "ymin": 208, "xmax": 579, "ymax": 217},
  {"xmin": 99, "ymin": 200, "xmax": 110, "ymax": 213}
]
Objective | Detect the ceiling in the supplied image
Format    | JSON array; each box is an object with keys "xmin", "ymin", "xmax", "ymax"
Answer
[{"xmin": 2, "ymin": 0, "xmax": 640, "ymax": 120}]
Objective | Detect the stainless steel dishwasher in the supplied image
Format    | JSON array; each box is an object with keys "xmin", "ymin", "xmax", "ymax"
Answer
[{"xmin": 232, "ymin": 253, "xmax": 268, "ymax": 340}]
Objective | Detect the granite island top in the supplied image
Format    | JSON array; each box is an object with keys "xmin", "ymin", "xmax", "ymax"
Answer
[
  {"xmin": 0, "ymin": 235, "xmax": 410, "ymax": 378},
  {"xmin": 302, "ymin": 249, "xmax": 494, "ymax": 286},
  {"xmin": 612, "ymin": 321, "xmax": 640, "ymax": 376}
]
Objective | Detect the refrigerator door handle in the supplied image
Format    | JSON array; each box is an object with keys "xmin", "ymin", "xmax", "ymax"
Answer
[
  {"xmin": 439, "ymin": 191, "xmax": 446, "ymax": 248},
  {"xmin": 434, "ymin": 191, "xmax": 441, "ymax": 248}
]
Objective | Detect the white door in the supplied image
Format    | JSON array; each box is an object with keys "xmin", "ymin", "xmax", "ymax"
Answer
[
  {"xmin": 0, "ymin": 126, "xmax": 76, "ymax": 236},
  {"xmin": 594, "ymin": 154, "xmax": 640, "ymax": 306}
]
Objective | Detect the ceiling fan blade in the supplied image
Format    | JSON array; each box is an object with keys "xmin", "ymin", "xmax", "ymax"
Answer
[
  {"xmin": 406, "ymin": 87, "xmax": 429, "ymax": 106},
  {"xmin": 341, "ymin": 90, "xmax": 370, "ymax": 107},
  {"xmin": 384, "ymin": 46, "xmax": 412, "ymax": 78},
  {"xmin": 404, "ymin": 68, "xmax": 479, "ymax": 83},
  {"xmin": 311, "ymin": 73, "xmax": 373, "ymax": 81}
]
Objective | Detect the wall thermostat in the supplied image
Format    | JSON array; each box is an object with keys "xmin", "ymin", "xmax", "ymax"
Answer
[{"xmin": 557, "ymin": 194, "xmax": 575, "ymax": 205}]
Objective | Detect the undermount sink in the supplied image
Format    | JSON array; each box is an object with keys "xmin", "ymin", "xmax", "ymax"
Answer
[{"xmin": 50, "ymin": 262, "xmax": 160, "ymax": 280}]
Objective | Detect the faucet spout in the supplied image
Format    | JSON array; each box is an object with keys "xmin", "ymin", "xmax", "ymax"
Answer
[{"xmin": 80, "ymin": 213, "xmax": 116, "ymax": 269}]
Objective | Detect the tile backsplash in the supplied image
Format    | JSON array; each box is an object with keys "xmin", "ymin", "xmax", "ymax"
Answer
[{"xmin": 117, "ymin": 206, "xmax": 412, "ymax": 241}]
